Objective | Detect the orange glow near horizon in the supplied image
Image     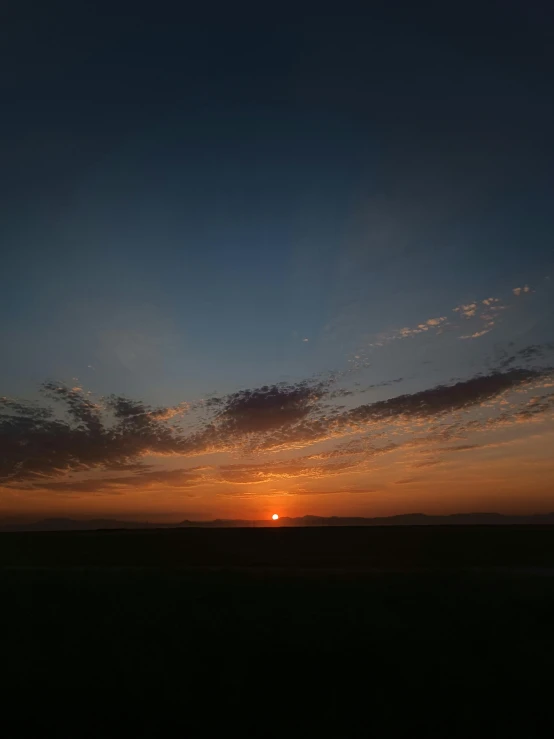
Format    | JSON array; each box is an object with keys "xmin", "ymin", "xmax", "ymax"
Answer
[{"xmin": 1, "ymin": 362, "xmax": 554, "ymax": 523}]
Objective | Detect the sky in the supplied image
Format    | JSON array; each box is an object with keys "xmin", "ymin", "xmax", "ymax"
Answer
[{"xmin": 1, "ymin": 1, "xmax": 554, "ymax": 521}]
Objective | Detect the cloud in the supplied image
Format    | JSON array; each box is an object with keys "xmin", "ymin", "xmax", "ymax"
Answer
[
  {"xmin": 425, "ymin": 317, "xmax": 446, "ymax": 327},
  {"xmin": 289, "ymin": 486, "xmax": 379, "ymax": 496},
  {"xmin": 377, "ymin": 291, "xmax": 519, "ymax": 349},
  {"xmin": 498, "ymin": 342, "xmax": 554, "ymax": 370},
  {"xmin": 350, "ymin": 314, "xmax": 450, "ymax": 361},
  {"xmin": 217, "ymin": 459, "xmax": 357, "ymax": 484},
  {"xmin": 361, "ymin": 377, "xmax": 404, "ymax": 392},
  {"xmin": 28, "ymin": 467, "xmax": 209, "ymax": 494},
  {"xmin": 346, "ymin": 369, "xmax": 541, "ymax": 425},
  {"xmin": 411, "ymin": 459, "xmax": 442, "ymax": 469},
  {"xmin": 216, "ymin": 367, "xmax": 552, "ymax": 456},
  {"xmin": 365, "ymin": 292, "xmax": 508, "ymax": 352},
  {"xmin": 460, "ymin": 329, "xmax": 492, "ymax": 339},
  {"xmin": 0, "ymin": 385, "xmax": 188, "ymax": 483},
  {"xmin": 2, "ymin": 365, "xmax": 553, "ymax": 493},
  {"xmin": 396, "ymin": 316, "xmax": 448, "ymax": 339},
  {"xmin": 450, "ymin": 295, "xmax": 508, "ymax": 340},
  {"xmin": 453, "ymin": 303, "xmax": 478, "ymax": 318},
  {"xmin": 352, "ymin": 287, "xmax": 531, "ymax": 364},
  {"xmin": 206, "ymin": 379, "xmax": 331, "ymax": 434},
  {"xmin": 452, "ymin": 295, "xmax": 509, "ymax": 340}
]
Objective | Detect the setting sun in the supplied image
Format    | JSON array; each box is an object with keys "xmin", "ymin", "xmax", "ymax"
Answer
[{"xmin": 272, "ymin": 514, "xmax": 279, "ymax": 521}]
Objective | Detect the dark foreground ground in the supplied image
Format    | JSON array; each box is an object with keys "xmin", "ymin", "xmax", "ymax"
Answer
[{"xmin": 2, "ymin": 526, "xmax": 554, "ymax": 736}]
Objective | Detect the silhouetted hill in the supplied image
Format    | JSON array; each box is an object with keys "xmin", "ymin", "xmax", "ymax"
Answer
[
  {"xmin": 275, "ymin": 513, "xmax": 554, "ymax": 526},
  {"xmin": 2, "ymin": 512, "xmax": 554, "ymax": 532}
]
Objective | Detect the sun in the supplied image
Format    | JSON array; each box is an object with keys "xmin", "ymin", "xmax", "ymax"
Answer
[{"xmin": 271, "ymin": 513, "xmax": 279, "ymax": 521}]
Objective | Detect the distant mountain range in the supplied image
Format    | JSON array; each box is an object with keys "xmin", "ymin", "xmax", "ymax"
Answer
[{"xmin": 1, "ymin": 513, "xmax": 554, "ymax": 532}]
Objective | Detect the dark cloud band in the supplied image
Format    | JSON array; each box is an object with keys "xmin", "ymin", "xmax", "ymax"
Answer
[{"xmin": 1, "ymin": 363, "xmax": 551, "ymax": 487}]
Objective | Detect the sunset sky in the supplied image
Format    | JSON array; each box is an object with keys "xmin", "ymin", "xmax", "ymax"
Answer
[{"xmin": 2, "ymin": 2, "xmax": 554, "ymax": 521}]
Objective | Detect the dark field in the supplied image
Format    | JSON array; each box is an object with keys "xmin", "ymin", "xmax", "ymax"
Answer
[{"xmin": 2, "ymin": 526, "xmax": 554, "ymax": 736}]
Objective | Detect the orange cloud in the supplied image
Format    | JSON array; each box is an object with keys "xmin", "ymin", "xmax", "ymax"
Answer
[
  {"xmin": 513, "ymin": 285, "xmax": 531, "ymax": 296},
  {"xmin": 2, "ymin": 360, "xmax": 554, "ymax": 520},
  {"xmin": 453, "ymin": 302, "xmax": 478, "ymax": 318},
  {"xmin": 460, "ymin": 328, "xmax": 492, "ymax": 339}
]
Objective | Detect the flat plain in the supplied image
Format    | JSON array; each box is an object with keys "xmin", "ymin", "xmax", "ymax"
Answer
[{"xmin": 2, "ymin": 526, "xmax": 553, "ymax": 736}]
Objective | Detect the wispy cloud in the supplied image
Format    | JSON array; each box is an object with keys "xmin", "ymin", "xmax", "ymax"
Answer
[
  {"xmin": 352, "ymin": 288, "xmax": 533, "ymax": 361},
  {"xmin": 453, "ymin": 302, "xmax": 478, "ymax": 319},
  {"xmin": 460, "ymin": 328, "xmax": 492, "ymax": 340},
  {"xmin": 456, "ymin": 296, "xmax": 508, "ymax": 339},
  {"xmin": 29, "ymin": 467, "xmax": 209, "ymax": 494},
  {"xmin": 496, "ymin": 342, "xmax": 554, "ymax": 370},
  {"xmin": 513, "ymin": 285, "xmax": 531, "ymax": 296},
  {"xmin": 396, "ymin": 316, "xmax": 448, "ymax": 339}
]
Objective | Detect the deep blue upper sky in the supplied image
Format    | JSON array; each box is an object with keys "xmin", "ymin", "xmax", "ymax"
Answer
[{"xmin": 2, "ymin": 0, "xmax": 553, "ymax": 404}]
